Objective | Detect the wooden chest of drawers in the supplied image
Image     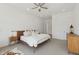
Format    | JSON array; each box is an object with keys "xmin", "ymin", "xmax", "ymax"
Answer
[
  {"xmin": 67, "ymin": 33, "xmax": 79, "ymax": 54},
  {"xmin": 9, "ymin": 31, "xmax": 24, "ymax": 44}
]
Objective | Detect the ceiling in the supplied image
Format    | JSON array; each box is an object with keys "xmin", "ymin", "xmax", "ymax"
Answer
[{"xmin": 7, "ymin": 3, "xmax": 76, "ymax": 19}]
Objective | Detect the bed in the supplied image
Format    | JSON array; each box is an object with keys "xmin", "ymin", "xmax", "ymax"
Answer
[{"xmin": 20, "ymin": 30, "xmax": 51, "ymax": 47}]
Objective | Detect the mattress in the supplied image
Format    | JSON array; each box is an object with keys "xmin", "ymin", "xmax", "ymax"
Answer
[{"xmin": 20, "ymin": 34, "xmax": 50, "ymax": 47}]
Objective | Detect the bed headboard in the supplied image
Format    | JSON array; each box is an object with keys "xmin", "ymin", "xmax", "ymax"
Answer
[{"xmin": 25, "ymin": 30, "xmax": 36, "ymax": 32}]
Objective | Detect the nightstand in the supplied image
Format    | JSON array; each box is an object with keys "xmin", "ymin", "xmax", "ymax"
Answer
[
  {"xmin": 9, "ymin": 30, "xmax": 24, "ymax": 44},
  {"xmin": 9, "ymin": 36, "xmax": 18, "ymax": 44}
]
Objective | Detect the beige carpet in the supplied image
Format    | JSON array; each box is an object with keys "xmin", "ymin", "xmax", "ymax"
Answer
[{"xmin": 0, "ymin": 39, "xmax": 71, "ymax": 55}]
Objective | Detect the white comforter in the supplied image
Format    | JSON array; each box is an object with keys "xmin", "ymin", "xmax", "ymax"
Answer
[{"xmin": 20, "ymin": 34, "xmax": 50, "ymax": 47}]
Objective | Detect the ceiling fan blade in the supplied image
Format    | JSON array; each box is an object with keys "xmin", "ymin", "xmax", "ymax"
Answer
[
  {"xmin": 32, "ymin": 7, "xmax": 38, "ymax": 9},
  {"xmin": 41, "ymin": 7, "xmax": 48, "ymax": 9},
  {"xmin": 33, "ymin": 3, "xmax": 39, "ymax": 6},
  {"xmin": 40, "ymin": 3, "xmax": 45, "ymax": 6}
]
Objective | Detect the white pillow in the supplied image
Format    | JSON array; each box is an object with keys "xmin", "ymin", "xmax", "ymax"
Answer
[
  {"xmin": 23, "ymin": 31, "xmax": 31, "ymax": 36},
  {"xmin": 31, "ymin": 31, "xmax": 38, "ymax": 36}
]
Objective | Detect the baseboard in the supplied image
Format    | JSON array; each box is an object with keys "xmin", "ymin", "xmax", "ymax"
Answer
[{"xmin": 52, "ymin": 38, "xmax": 66, "ymax": 40}]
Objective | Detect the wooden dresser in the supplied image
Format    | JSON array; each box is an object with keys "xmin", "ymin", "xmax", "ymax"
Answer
[{"xmin": 67, "ymin": 33, "xmax": 79, "ymax": 54}]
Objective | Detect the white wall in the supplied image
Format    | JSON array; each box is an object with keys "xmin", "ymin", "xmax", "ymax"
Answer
[
  {"xmin": 73, "ymin": 4, "xmax": 79, "ymax": 35},
  {"xmin": 52, "ymin": 12, "xmax": 73, "ymax": 40},
  {"xmin": 0, "ymin": 4, "xmax": 43, "ymax": 46}
]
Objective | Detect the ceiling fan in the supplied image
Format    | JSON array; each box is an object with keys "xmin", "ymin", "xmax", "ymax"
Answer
[{"xmin": 32, "ymin": 3, "xmax": 48, "ymax": 12}]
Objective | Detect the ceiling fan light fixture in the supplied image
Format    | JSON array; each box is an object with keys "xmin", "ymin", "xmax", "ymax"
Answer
[
  {"xmin": 32, "ymin": 3, "xmax": 48, "ymax": 12},
  {"xmin": 38, "ymin": 8, "xmax": 41, "ymax": 12}
]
